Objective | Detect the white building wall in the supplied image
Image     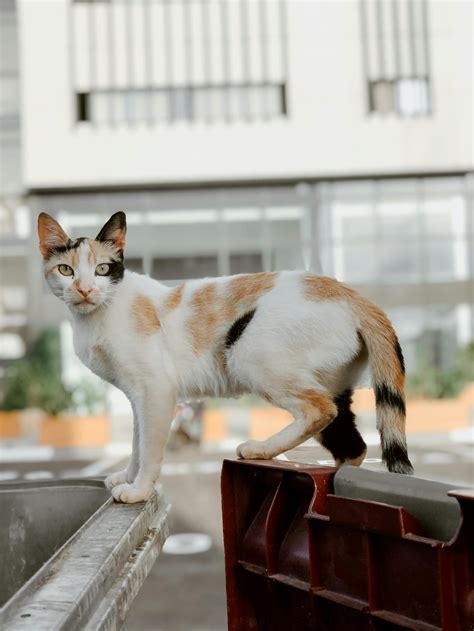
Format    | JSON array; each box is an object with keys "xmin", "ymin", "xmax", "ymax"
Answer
[{"xmin": 17, "ymin": 0, "xmax": 473, "ymax": 190}]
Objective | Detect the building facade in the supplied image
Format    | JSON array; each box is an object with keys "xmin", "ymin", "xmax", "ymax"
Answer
[{"xmin": 0, "ymin": 0, "xmax": 473, "ymax": 376}]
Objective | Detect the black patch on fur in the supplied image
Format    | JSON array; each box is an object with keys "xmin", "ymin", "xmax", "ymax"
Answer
[
  {"xmin": 107, "ymin": 258, "xmax": 125, "ymax": 284},
  {"xmin": 225, "ymin": 310, "xmax": 256, "ymax": 349},
  {"xmin": 320, "ymin": 389, "xmax": 367, "ymax": 462},
  {"xmin": 375, "ymin": 383, "xmax": 406, "ymax": 416},
  {"xmin": 381, "ymin": 433, "xmax": 414, "ymax": 475},
  {"xmin": 394, "ymin": 336, "xmax": 405, "ymax": 375},
  {"xmin": 48, "ymin": 237, "xmax": 87, "ymax": 257}
]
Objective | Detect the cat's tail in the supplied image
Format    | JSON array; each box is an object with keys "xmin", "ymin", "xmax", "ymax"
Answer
[{"xmin": 356, "ymin": 301, "xmax": 414, "ymax": 475}]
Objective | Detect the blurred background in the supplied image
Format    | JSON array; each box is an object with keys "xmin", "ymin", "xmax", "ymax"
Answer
[{"xmin": 0, "ymin": 0, "xmax": 472, "ymax": 628}]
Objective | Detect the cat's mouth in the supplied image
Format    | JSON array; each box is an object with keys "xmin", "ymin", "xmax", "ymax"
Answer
[{"xmin": 73, "ymin": 298, "xmax": 96, "ymax": 306}]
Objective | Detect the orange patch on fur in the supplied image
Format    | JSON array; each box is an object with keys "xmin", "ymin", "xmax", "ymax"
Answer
[
  {"xmin": 223, "ymin": 272, "xmax": 277, "ymax": 320},
  {"xmin": 298, "ymin": 389, "xmax": 337, "ymax": 422},
  {"xmin": 302, "ymin": 274, "xmax": 356, "ymax": 302},
  {"xmin": 303, "ymin": 274, "xmax": 405, "ymax": 395},
  {"xmin": 188, "ymin": 283, "xmax": 219, "ymax": 353},
  {"xmin": 187, "ymin": 273, "xmax": 278, "ymax": 355},
  {"xmin": 87, "ymin": 241, "xmax": 96, "ymax": 266},
  {"xmin": 132, "ymin": 295, "xmax": 161, "ymax": 336},
  {"xmin": 164, "ymin": 283, "xmax": 185, "ymax": 312}
]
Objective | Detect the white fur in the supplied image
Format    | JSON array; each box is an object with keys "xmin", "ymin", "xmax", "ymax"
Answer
[{"xmin": 53, "ymin": 267, "xmax": 366, "ymax": 503}]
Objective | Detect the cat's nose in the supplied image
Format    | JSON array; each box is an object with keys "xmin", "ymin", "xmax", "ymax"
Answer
[{"xmin": 78, "ymin": 287, "xmax": 92, "ymax": 297}]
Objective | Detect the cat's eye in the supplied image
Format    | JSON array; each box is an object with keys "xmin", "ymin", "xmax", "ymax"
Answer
[
  {"xmin": 58, "ymin": 264, "xmax": 74, "ymax": 276},
  {"xmin": 95, "ymin": 263, "xmax": 110, "ymax": 276}
]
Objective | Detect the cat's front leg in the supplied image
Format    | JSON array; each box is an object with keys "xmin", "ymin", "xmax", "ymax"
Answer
[
  {"xmin": 104, "ymin": 401, "xmax": 139, "ymax": 489},
  {"xmin": 112, "ymin": 383, "xmax": 176, "ymax": 504}
]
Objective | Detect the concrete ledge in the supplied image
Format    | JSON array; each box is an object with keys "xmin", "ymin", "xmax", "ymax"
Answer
[{"xmin": 1, "ymin": 480, "xmax": 169, "ymax": 630}]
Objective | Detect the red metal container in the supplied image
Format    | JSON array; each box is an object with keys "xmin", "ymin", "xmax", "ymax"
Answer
[{"xmin": 221, "ymin": 459, "xmax": 473, "ymax": 630}]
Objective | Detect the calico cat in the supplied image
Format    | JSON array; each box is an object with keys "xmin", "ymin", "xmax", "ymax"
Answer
[{"xmin": 38, "ymin": 211, "xmax": 413, "ymax": 503}]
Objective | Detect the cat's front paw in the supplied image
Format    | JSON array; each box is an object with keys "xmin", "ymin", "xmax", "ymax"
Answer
[
  {"xmin": 111, "ymin": 482, "xmax": 153, "ymax": 504},
  {"xmin": 104, "ymin": 469, "xmax": 133, "ymax": 489},
  {"xmin": 236, "ymin": 440, "xmax": 272, "ymax": 460}
]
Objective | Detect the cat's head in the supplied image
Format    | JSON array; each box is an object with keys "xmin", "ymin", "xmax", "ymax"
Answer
[{"xmin": 38, "ymin": 211, "xmax": 127, "ymax": 315}]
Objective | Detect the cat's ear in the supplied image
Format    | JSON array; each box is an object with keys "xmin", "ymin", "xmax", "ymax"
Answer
[
  {"xmin": 37, "ymin": 212, "xmax": 71, "ymax": 259},
  {"xmin": 95, "ymin": 211, "xmax": 126, "ymax": 252}
]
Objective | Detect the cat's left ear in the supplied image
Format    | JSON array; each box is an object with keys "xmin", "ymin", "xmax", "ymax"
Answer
[{"xmin": 96, "ymin": 211, "xmax": 127, "ymax": 252}]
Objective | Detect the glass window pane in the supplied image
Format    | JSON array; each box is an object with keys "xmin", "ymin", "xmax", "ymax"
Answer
[
  {"xmin": 272, "ymin": 248, "xmax": 305, "ymax": 271},
  {"xmin": 378, "ymin": 200, "xmax": 418, "ymax": 239},
  {"xmin": 378, "ymin": 240, "xmax": 420, "ymax": 282},
  {"xmin": 423, "ymin": 240, "xmax": 455, "ymax": 281},
  {"xmin": 152, "ymin": 256, "xmax": 218, "ymax": 281},
  {"xmin": 336, "ymin": 243, "xmax": 378, "ymax": 283},
  {"xmin": 229, "ymin": 253, "xmax": 263, "ymax": 275},
  {"xmin": 333, "ymin": 203, "xmax": 376, "ymax": 240}
]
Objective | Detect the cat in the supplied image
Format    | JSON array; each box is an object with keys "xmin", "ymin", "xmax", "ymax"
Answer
[{"xmin": 37, "ymin": 211, "xmax": 413, "ymax": 503}]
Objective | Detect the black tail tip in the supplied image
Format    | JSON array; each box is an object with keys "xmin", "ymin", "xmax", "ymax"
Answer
[
  {"xmin": 383, "ymin": 441, "xmax": 414, "ymax": 475},
  {"xmin": 387, "ymin": 460, "xmax": 414, "ymax": 475}
]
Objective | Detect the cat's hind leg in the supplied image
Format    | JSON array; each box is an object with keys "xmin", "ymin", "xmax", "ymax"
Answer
[
  {"xmin": 316, "ymin": 389, "xmax": 367, "ymax": 467},
  {"xmin": 237, "ymin": 390, "xmax": 337, "ymax": 460}
]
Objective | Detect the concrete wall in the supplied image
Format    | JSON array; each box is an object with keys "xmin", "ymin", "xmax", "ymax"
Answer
[{"xmin": 17, "ymin": 0, "xmax": 473, "ymax": 189}]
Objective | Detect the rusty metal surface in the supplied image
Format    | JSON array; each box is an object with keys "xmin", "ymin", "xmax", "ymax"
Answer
[
  {"xmin": 221, "ymin": 459, "xmax": 474, "ymax": 630},
  {"xmin": 1, "ymin": 479, "xmax": 169, "ymax": 630}
]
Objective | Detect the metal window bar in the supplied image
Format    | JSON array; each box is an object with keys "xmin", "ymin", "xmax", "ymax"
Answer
[
  {"xmin": 408, "ymin": 0, "xmax": 418, "ymax": 80},
  {"xmin": 240, "ymin": 0, "xmax": 251, "ymax": 121},
  {"xmin": 391, "ymin": 0, "xmax": 401, "ymax": 80},
  {"xmin": 68, "ymin": 1, "xmax": 77, "ymax": 127},
  {"xmin": 359, "ymin": 0, "xmax": 371, "ymax": 113},
  {"xmin": 220, "ymin": 0, "xmax": 231, "ymax": 122},
  {"xmin": 88, "ymin": 0, "xmax": 96, "ymax": 124},
  {"xmin": 420, "ymin": 0, "xmax": 432, "ymax": 113},
  {"xmin": 183, "ymin": 0, "xmax": 193, "ymax": 121},
  {"xmin": 107, "ymin": 0, "xmax": 116, "ymax": 126},
  {"xmin": 202, "ymin": 0, "xmax": 212, "ymax": 123},
  {"xmin": 125, "ymin": 0, "xmax": 134, "ymax": 125},
  {"xmin": 143, "ymin": 0, "xmax": 154, "ymax": 125},
  {"xmin": 163, "ymin": 0, "xmax": 173, "ymax": 123},
  {"xmin": 259, "ymin": 0, "xmax": 269, "ymax": 120},
  {"xmin": 279, "ymin": 0, "xmax": 288, "ymax": 99},
  {"xmin": 375, "ymin": 0, "xmax": 385, "ymax": 79}
]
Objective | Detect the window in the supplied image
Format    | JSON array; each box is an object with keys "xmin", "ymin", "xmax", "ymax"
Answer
[
  {"xmin": 369, "ymin": 77, "xmax": 430, "ymax": 116},
  {"xmin": 76, "ymin": 92, "xmax": 90, "ymax": 122},
  {"xmin": 76, "ymin": 84, "xmax": 286, "ymax": 125},
  {"xmin": 361, "ymin": 0, "xmax": 432, "ymax": 116},
  {"xmin": 152, "ymin": 256, "xmax": 218, "ymax": 281},
  {"xmin": 229, "ymin": 253, "xmax": 263, "ymax": 275},
  {"xmin": 70, "ymin": 0, "xmax": 289, "ymax": 126}
]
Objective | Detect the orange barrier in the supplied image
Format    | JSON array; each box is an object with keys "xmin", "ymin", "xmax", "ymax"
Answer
[
  {"xmin": 39, "ymin": 415, "xmax": 109, "ymax": 448},
  {"xmin": 0, "ymin": 412, "xmax": 21, "ymax": 439}
]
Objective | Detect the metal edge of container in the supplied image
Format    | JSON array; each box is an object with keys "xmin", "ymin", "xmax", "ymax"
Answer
[
  {"xmin": 0, "ymin": 479, "xmax": 111, "ymax": 625},
  {"xmin": 85, "ymin": 497, "xmax": 170, "ymax": 631},
  {"xmin": 2, "ymin": 480, "xmax": 170, "ymax": 630}
]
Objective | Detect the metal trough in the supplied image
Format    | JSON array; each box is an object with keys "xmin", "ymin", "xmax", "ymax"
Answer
[{"xmin": 0, "ymin": 479, "xmax": 169, "ymax": 630}]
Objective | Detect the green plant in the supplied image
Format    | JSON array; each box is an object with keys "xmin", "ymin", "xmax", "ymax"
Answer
[
  {"xmin": 0, "ymin": 327, "xmax": 73, "ymax": 416},
  {"xmin": 406, "ymin": 342, "xmax": 474, "ymax": 400},
  {"xmin": 72, "ymin": 377, "xmax": 105, "ymax": 415},
  {"xmin": 1, "ymin": 360, "xmax": 31, "ymax": 411}
]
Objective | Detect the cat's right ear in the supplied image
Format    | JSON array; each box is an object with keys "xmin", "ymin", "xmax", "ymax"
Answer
[{"xmin": 37, "ymin": 212, "xmax": 71, "ymax": 259}]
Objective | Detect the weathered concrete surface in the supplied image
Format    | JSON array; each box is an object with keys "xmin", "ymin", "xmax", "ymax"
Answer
[{"xmin": 1, "ymin": 480, "xmax": 169, "ymax": 630}]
